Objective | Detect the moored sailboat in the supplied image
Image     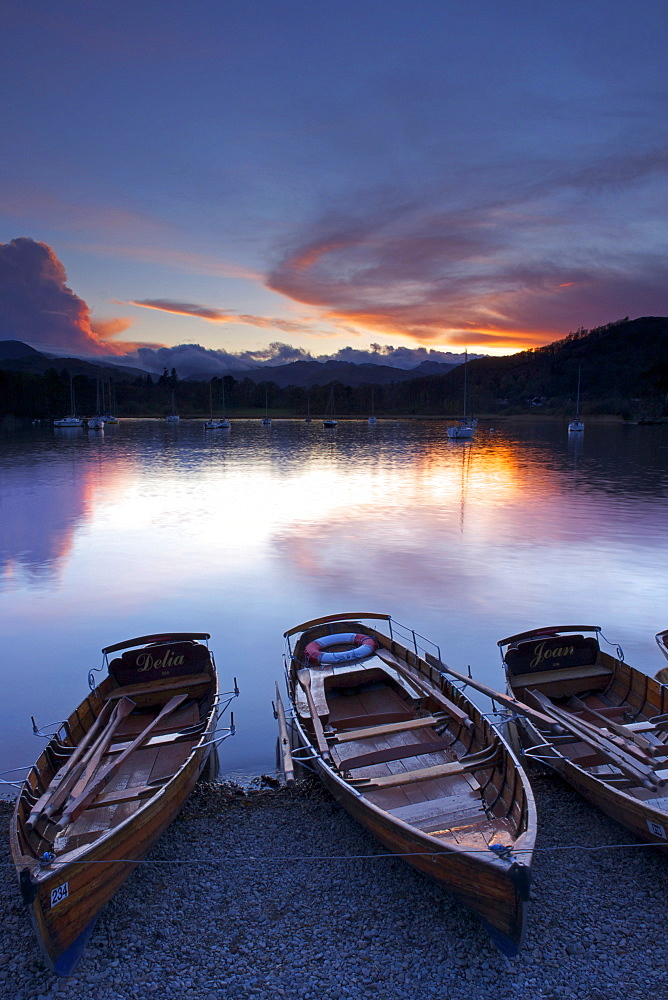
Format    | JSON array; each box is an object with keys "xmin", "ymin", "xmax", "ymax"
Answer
[
  {"xmin": 53, "ymin": 376, "xmax": 84, "ymax": 428},
  {"xmin": 323, "ymin": 386, "xmax": 337, "ymax": 428},
  {"xmin": 447, "ymin": 351, "xmax": 475, "ymax": 439},
  {"xmin": 568, "ymin": 368, "xmax": 585, "ymax": 433},
  {"xmin": 204, "ymin": 379, "xmax": 231, "ymax": 429}
]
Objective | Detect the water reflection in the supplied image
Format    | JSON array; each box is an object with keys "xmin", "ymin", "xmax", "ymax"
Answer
[{"xmin": 0, "ymin": 418, "xmax": 667, "ymax": 785}]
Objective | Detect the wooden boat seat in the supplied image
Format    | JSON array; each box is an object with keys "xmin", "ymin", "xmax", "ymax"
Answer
[
  {"xmin": 349, "ymin": 748, "xmax": 502, "ymax": 789},
  {"xmin": 105, "ymin": 671, "xmax": 212, "ymax": 701},
  {"xmin": 330, "ymin": 711, "xmax": 415, "ymax": 730},
  {"xmin": 330, "ymin": 714, "xmax": 447, "ymax": 743},
  {"xmin": 338, "ymin": 738, "xmax": 453, "ymax": 771},
  {"xmin": 510, "ymin": 663, "xmax": 612, "ymax": 689},
  {"xmin": 88, "ymin": 783, "xmax": 164, "ymax": 807}
]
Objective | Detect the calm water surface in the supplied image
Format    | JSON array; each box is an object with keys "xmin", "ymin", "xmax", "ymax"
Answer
[{"xmin": 1, "ymin": 418, "xmax": 667, "ymax": 789}]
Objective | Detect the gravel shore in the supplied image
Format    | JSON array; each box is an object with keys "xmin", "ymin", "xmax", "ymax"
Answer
[{"xmin": 1, "ymin": 768, "xmax": 667, "ymax": 1000}]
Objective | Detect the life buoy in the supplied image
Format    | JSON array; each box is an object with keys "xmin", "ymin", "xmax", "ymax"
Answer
[{"xmin": 305, "ymin": 632, "xmax": 378, "ymax": 666}]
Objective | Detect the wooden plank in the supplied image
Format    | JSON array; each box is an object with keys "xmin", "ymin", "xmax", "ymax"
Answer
[
  {"xmin": 105, "ymin": 672, "xmax": 211, "ymax": 700},
  {"xmin": 339, "ymin": 739, "xmax": 453, "ymax": 771},
  {"xmin": 297, "ymin": 670, "xmax": 333, "ymax": 763},
  {"xmin": 114, "ymin": 702, "xmax": 200, "ymax": 737},
  {"xmin": 275, "ymin": 683, "xmax": 295, "ymax": 786},
  {"xmin": 284, "ymin": 612, "xmax": 390, "ymax": 639},
  {"xmin": 148, "ymin": 742, "xmax": 193, "ymax": 783},
  {"xmin": 350, "ymin": 747, "xmax": 502, "ymax": 790},
  {"xmin": 510, "ymin": 663, "xmax": 612, "ymax": 688},
  {"xmin": 87, "ymin": 783, "xmax": 161, "ymax": 807},
  {"xmin": 330, "ymin": 711, "xmax": 415, "ymax": 730},
  {"xmin": 390, "ymin": 789, "xmax": 483, "ymax": 829},
  {"xmin": 332, "ymin": 715, "xmax": 446, "ymax": 743},
  {"xmin": 56, "ymin": 694, "xmax": 188, "ymax": 830}
]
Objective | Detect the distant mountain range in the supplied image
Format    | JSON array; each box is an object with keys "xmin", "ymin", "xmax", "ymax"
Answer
[
  {"xmin": 182, "ymin": 357, "xmax": 458, "ymax": 387},
  {"xmin": 0, "ymin": 339, "xmax": 458, "ymax": 388},
  {"xmin": 1, "ymin": 317, "xmax": 667, "ymax": 422}
]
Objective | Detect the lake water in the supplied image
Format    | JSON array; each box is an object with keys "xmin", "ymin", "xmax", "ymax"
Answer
[{"xmin": 1, "ymin": 417, "xmax": 667, "ymax": 791}]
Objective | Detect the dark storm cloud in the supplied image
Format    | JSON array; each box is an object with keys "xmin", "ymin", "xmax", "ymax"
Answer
[{"xmin": 0, "ymin": 237, "xmax": 134, "ymax": 354}]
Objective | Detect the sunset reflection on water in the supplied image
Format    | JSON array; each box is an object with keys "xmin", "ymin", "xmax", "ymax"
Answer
[{"xmin": 0, "ymin": 418, "xmax": 667, "ymax": 785}]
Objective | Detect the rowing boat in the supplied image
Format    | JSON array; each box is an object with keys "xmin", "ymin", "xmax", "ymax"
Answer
[
  {"xmin": 280, "ymin": 613, "xmax": 536, "ymax": 957},
  {"xmin": 499, "ymin": 624, "xmax": 668, "ymax": 849},
  {"xmin": 10, "ymin": 632, "xmax": 237, "ymax": 976},
  {"xmin": 655, "ymin": 629, "xmax": 668, "ymax": 683}
]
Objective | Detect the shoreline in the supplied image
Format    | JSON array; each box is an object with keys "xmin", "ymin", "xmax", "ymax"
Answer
[{"xmin": 1, "ymin": 769, "xmax": 666, "ymax": 999}]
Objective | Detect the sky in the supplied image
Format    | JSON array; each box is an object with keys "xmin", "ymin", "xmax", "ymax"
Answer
[{"xmin": 1, "ymin": 0, "xmax": 667, "ymax": 373}]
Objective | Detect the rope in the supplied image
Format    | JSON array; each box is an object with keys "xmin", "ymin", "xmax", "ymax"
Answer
[{"xmin": 1, "ymin": 839, "xmax": 665, "ymax": 870}]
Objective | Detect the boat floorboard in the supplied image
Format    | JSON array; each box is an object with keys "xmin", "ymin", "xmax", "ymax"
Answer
[{"xmin": 326, "ymin": 672, "xmax": 487, "ymax": 814}]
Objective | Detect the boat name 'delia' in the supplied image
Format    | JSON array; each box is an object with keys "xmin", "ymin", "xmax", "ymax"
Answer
[
  {"xmin": 135, "ymin": 649, "xmax": 186, "ymax": 673},
  {"xmin": 529, "ymin": 641, "xmax": 575, "ymax": 670}
]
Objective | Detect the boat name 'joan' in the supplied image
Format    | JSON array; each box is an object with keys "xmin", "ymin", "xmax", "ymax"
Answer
[
  {"xmin": 136, "ymin": 649, "xmax": 185, "ymax": 672},
  {"xmin": 529, "ymin": 641, "xmax": 575, "ymax": 670}
]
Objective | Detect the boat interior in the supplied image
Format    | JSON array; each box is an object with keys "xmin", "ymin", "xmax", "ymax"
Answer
[
  {"xmin": 294, "ymin": 645, "xmax": 528, "ymax": 853},
  {"xmin": 502, "ymin": 629, "xmax": 668, "ymax": 807},
  {"xmin": 17, "ymin": 640, "xmax": 217, "ymax": 864}
]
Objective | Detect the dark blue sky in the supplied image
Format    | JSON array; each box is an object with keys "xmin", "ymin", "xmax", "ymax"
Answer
[{"xmin": 1, "ymin": 0, "xmax": 667, "ymax": 367}]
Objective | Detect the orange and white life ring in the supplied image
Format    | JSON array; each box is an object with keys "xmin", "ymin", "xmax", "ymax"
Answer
[{"xmin": 305, "ymin": 632, "xmax": 378, "ymax": 666}]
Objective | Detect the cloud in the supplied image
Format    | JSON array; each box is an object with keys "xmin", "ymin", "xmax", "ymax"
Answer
[
  {"xmin": 266, "ymin": 148, "xmax": 668, "ymax": 349},
  {"xmin": 129, "ymin": 297, "xmax": 319, "ymax": 334},
  {"xmin": 110, "ymin": 339, "xmax": 472, "ymax": 378},
  {"xmin": 0, "ymin": 238, "xmax": 141, "ymax": 355}
]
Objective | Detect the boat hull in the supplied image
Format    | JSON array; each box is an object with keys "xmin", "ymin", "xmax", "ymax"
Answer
[
  {"xmin": 284, "ymin": 614, "xmax": 535, "ymax": 957},
  {"xmin": 296, "ymin": 720, "xmax": 530, "ymax": 955},
  {"xmin": 19, "ymin": 738, "xmax": 213, "ymax": 974},
  {"xmin": 10, "ymin": 637, "xmax": 222, "ymax": 975},
  {"xmin": 502, "ymin": 627, "xmax": 668, "ymax": 852}
]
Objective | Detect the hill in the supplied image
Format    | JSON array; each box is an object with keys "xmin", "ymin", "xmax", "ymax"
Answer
[
  {"xmin": 455, "ymin": 316, "xmax": 668, "ymax": 418},
  {"xmin": 185, "ymin": 358, "xmax": 457, "ymax": 388},
  {"xmin": 0, "ymin": 341, "xmax": 149, "ymax": 382}
]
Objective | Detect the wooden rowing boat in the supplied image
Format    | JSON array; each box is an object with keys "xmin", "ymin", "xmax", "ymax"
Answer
[
  {"xmin": 655, "ymin": 629, "xmax": 668, "ymax": 683},
  {"xmin": 10, "ymin": 632, "xmax": 236, "ymax": 976},
  {"xmin": 281, "ymin": 613, "xmax": 536, "ymax": 957},
  {"xmin": 499, "ymin": 624, "xmax": 668, "ymax": 849}
]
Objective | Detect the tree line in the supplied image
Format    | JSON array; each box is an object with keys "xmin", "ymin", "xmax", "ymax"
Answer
[{"xmin": 1, "ymin": 317, "xmax": 667, "ymax": 422}]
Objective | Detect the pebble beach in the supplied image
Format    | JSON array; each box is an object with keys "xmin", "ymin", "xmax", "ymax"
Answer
[{"xmin": 1, "ymin": 768, "xmax": 667, "ymax": 1000}]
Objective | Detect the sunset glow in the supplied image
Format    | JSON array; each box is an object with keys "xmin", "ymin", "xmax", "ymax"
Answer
[{"xmin": 1, "ymin": 4, "xmax": 667, "ymax": 365}]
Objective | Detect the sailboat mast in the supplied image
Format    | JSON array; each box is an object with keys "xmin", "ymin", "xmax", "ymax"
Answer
[{"xmin": 463, "ymin": 349, "xmax": 468, "ymax": 419}]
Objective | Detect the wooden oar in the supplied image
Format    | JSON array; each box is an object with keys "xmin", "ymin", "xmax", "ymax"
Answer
[
  {"xmin": 349, "ymin": 743, "xmax": 502, "ymax": 790},
  {"xmin": 48, "ymin": 697, "xmax": 136, "ymax": 821},
  {"xmin": 376, "ymin": 648, "xmax": 473, "ymax": 728},
  {"xmin": 274, "ymin": 683, "xmax": 295, "ymax": 786},
  {"xmin": 530, "ymin": 690, "xmax": 664, "ymax": 790},
  {"xmin": 56, "ymin": 693, "xmax": 187, "ymax": 830},
  {"xmin": 569, "ymin": 696, "xmax": 657, "ymax": 755},
  {"xmin": 297, "ymin": 669, "xmax": 333, "ymax": 763},
  {"xmin": 428, "ymin": 655, "xmax": 568, "ymax": 732},
  {"xmin": 26, "ymin": 701, "xmax": 114, "ymax": 830}
]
